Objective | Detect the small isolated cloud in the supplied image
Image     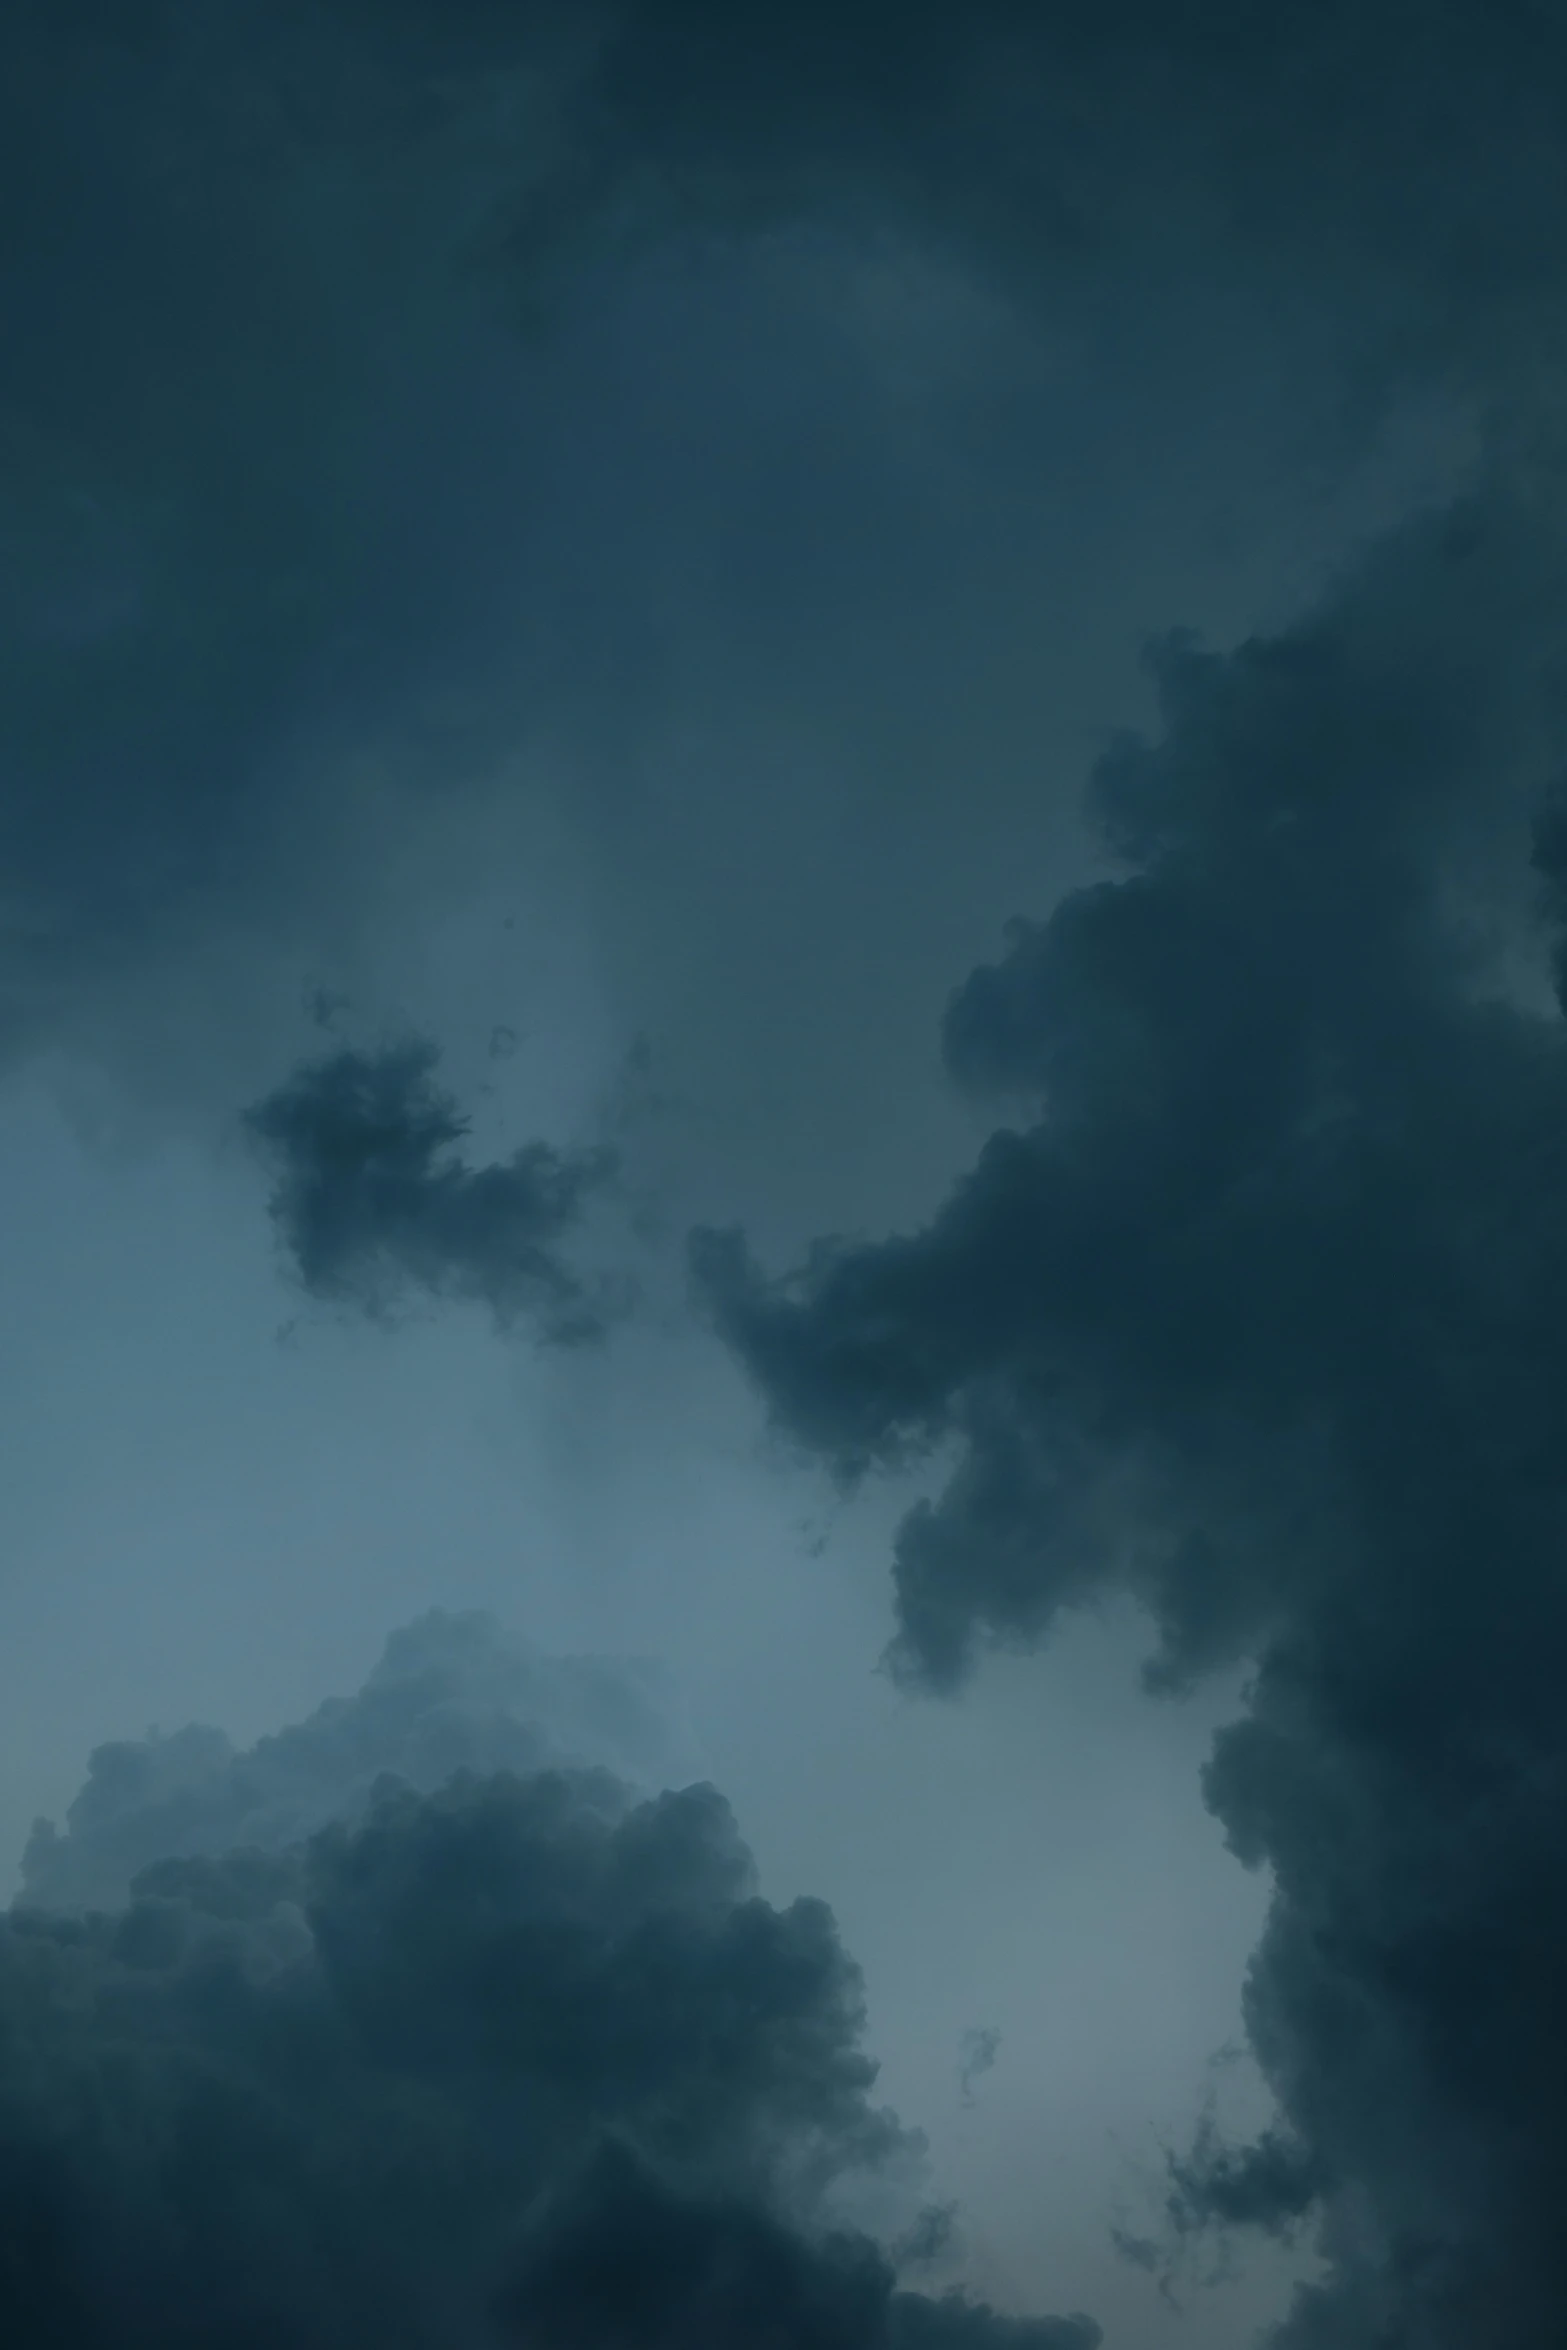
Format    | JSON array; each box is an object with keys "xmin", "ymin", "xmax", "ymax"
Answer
[
  {"xmin": 1166, "ymin": 2121, "xmax": 1324, "ymax": 2245},
  {"xmin": 892, "ymin": 2203, "xmax": 960, "ymax": 2274},
  {"xmin": 1109, "ymin": 2226, "xmax": 1161, "ymax": 2277},
  {"xmin": 246, "ymin": 1040, "xmax": 619, "ymax": 1340},
  {"xmin": 958, "ymin": 2027, "xmax": 1000, "ymax": 2106}
]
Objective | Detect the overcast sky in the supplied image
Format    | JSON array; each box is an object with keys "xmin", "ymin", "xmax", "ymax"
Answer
[{"xmin": 4, "ymin": 9, "xmax": 1567, "ymax": 2350}]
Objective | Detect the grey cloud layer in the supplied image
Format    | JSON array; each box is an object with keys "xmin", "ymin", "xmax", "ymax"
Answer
[
  {"xmin": 5, "ymin": 0, "xmax": 1565, "ymax": 1096},
  {"xmin": 696, "ymin": 493, "xmax": 1567, "ymax": 2345},
  {"xmin": 4, "ymin": 1619, "xmax": 1097, "ymax": 2349}
]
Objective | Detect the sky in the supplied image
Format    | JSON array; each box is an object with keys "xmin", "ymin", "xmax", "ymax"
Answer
[{"xmin": 4, "ymin": 6, "xmax": 1567, "ymax": 2348}]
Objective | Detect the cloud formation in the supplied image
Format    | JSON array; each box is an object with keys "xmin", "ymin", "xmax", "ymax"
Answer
[
  {"xmin": 695, "ymin": 488, "xmax": 1567, "ymax": 2345},
  {"xmin": 246, "ymin": 1043, "xmax": 617, "ymax": 1336},
  {"xmin": 4, "ymin": 1620, "xmax": 1098, "ymax": 2349},
  {"xmin": 958, "ymin": 2028, "xmax": 1000, "ymax": 2108},
  {"xmin": 21, "ymin": 1609, "xmax": 678, "ymax": 1913},
  {"xmin": 15, "ymin": 6, "xmax": 1567, "ymax": 2344},
  {"xmin": 503, "ymin": 2139, "xmax": 1095, "ymax": 2350},
  {"xmin": 501, "ymin": 0, "xmax": 1567, "ymax": 384},
  {"xmin": 4, "ymin": 0, "xmax": 1565, "ymax": 1101}
]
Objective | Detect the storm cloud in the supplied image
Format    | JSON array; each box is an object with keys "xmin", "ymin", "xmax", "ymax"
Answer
[
  {"xmin": 246, "ymin": 1043, "xmax": 617, "ymax": 1336},
  {"xmin": 3, "ymin": 1620, "xmax": 1098, "ymax": 2350},
  {"xmin": 14, "ymin": 7, "xmax": 1567, "ymax": 2348},
  {"xmin": 20, "ymin": 1609, "xmax": 677, "ymax": 1913},
  {"xmin": 4, "ymin": 0, "xmax": 1566, "ymax": 1105},
  {"xmin": 696, "ymin": 488, "xmax": 1567, "ymax": 2345},
  {"xmin": 503, "ymin": 2140, "xmax": 1097, "ymax": 2350}
]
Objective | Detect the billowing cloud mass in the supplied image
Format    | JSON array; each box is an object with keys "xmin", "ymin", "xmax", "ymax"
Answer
[
  {"xmin": 489, "ymin": 0, "xmax": 1567, "ymax": 395},
  {"xmin": 15, "ymin": 8, "xmax": 1567, "ymax": 2349},
  {"xmin": 696, "ymin": 490, "xmax": 1567, "ymax": 2345},
  {"xmin": 501, "ymin": 2142, "xmax": 1093, "ymax": 2350},
  {"xmin": 246, "ymin": 1043, "xmax": 618, "ymax": 1335},
  {"xmin": 3, "ymin": 1618, "xmax": 1098, "ymax": 2350},
  {"xmin": 20, "ymin": 1610, "xmax": 678, "ymax": 1912}
]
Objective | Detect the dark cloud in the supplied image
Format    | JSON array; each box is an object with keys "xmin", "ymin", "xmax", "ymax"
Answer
[
  {"xmin": 15, "ymin": 6, "xmax": 1567, "ymax": 2343},
  {"xmin": 0, "ymin": 3, "xmax": 517, "ymax": 1081},
  {"xmin": 245, "ymin": 1042, "xmax": 618, "ymax": 1336},
  {"xmin": 695, "ymin": 488, "xmax": 1567, "ymax": 2344},
  {"xmin": 20, "ymin": 1609, "xmax": 678, "ymax": 1913},
  {"xmin": 500, "ymin": 0, "xmax": 1567, "ymax": 393},
  {"xmin": 0, "ymin": 1633, "xmax": 1095, "ymax": 2350},
  {"xmin": 4, "ymin": 0, "xmax": 1565, "ymax": 1104},
  {"xmin": 503, "ymin": 2138, "xmax": 1097, "ymax": 2350},
  {"xmin": 1165, "ymin": 2122, "xmax": 1323, "ymax": 2242},
  {"xmin": 333, "ymin": 0, "xmax": 1567, "ymax": 409}
]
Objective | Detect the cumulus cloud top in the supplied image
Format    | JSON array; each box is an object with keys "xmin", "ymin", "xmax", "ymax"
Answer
[
  {"xmin": 3, "ymin": 1621, "xmax": 1099, "ymax": 2349},
  {"xmin": 21, "ymin": 1609, "xmax": 678, "ymax": 1913}
]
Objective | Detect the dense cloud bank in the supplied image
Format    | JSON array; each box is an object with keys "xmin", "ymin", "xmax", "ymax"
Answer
[
  {"xmin": 3, "ymin": 1619, "xmax": 1097, "ymax": 2349},
  {"xmin": 473, "ymin": 0, "xmax": 1567, "ymax": 398},
  {"xmin": 502, "ymin": 2143, "xmax": 1097, "ymax": 2350},
  {"xmin": 697, "ymin": 492, "xmax": 1567, "ymax": 2346},
  {"xmin": 247, "ymin": 1044, "xmax": 618, "ymax": 1336},
  {"xmin": 4, "ymin": 0, "xmax": 1566, "ymax": 1093}
]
